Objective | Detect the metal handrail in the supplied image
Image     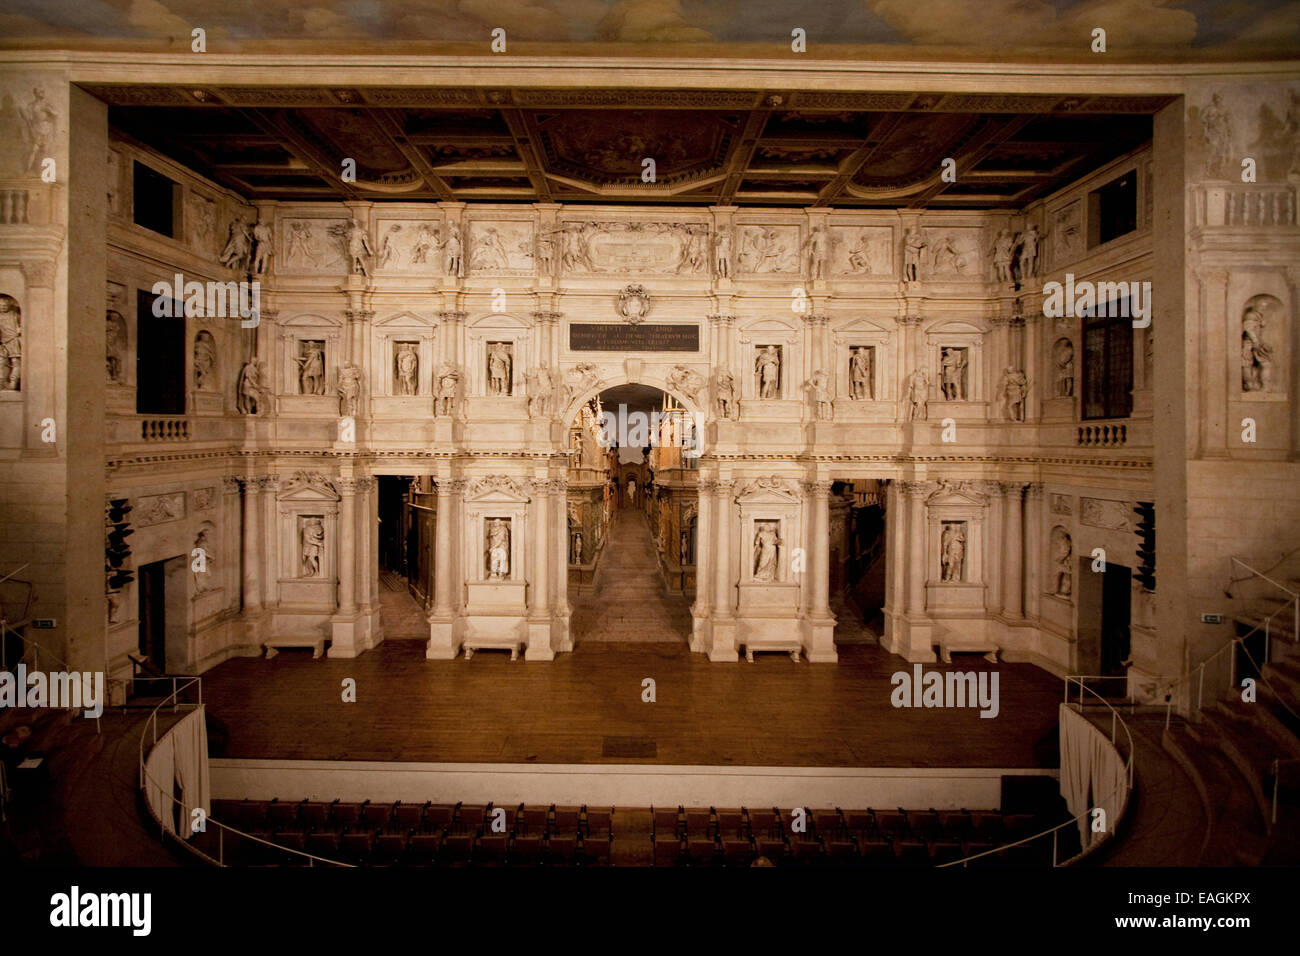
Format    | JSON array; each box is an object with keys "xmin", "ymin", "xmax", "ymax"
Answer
[
  {"xmin": 137, "ymin": 676, "xmax": 354, "ymax": 868},
  {"xmin": 938, "ymin": 676, "xmax": 1135, "ymax": 868}
]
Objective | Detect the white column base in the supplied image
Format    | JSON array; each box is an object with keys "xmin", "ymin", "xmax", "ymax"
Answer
[
  {"xmin": 708, "ymin": 618, "xmax": 739, "ymax": 662},
  {"xmin": 425, "ymin": 617, "xmax": 461, "ymax": 660},
  {"xmin": 803, "ymin": 616, "xmax": 838, "ymax": 663},
  {"xmin": 690, "ymin": 611, "xmax": 711, "ymax": 653},
  {"xmin": 328, "ymin": 615, "xmax": 365, "ymax": 658},
  {"xmin": 883, "ymin": 616, "xmax": 938, "ymax": 663},
  {"xmin": 526, "ymin": 620, "xmax": 555, "ymax": 660}
]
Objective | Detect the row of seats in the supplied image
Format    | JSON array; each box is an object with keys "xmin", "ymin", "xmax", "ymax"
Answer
[{"xmin": 651, "ymin": 833, "xmax": 1050, "ymax": 867}]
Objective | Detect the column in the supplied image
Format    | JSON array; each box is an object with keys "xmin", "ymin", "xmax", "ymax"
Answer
[
  {"xmin": 527, "ymin": 478, "xmax": 553, "ymax": 659},
  {"xmin": 336, "ymin": 478, "xmax": 357, "ymax": 615},
  {"xmin": 551, "ymin": 478, "xmax": 571, "ymax": 651},
  {"xmin": 259, "ymin": 477, "xmax": 280, "ymax": 608},
  {"xmin": 1024, "ymin": 483, "xmax": 1043, "ymax": 620},
  {"xmin": 432, "ymin": 479, "xmax": 455, "ymax": 616},
  {"xmin": 1288, "ymin": 268, "xmax": 1300, "ymax": 459},
  {"xmin": 221, "ymin": 477, "xmax": 242, "ymax": 607},
  {"xmin": 1021, "ymin": 315, "xmax": 1041, "ymax": 422},
  {"xmin": 1001, "ymin": 482, "xmax": 1025, "ymax": 618},
  {"xmin": 713, "ymin": 480, "xmax": 732, "ymax": 616},
  {"xmin": 903, "ymin": 481, "xmax": 927, "ymax": 615},
  {"xmin": 806, "ymin": 480, "xmax": 833, "ymax": 619},
  {"xmin": 691, "ymin": 480, "xmax": 714, "ymax": 653},
  {"xmin": 983, "ymin": 481, "xmax": 1004, "ymax": 616},
  {"xmin": 426, "ymin": 477, "xmax": 461, "ymax": 659},
  {"xmin": 240, "ymin": 477, "xmax": 262, "ymax": 611}
]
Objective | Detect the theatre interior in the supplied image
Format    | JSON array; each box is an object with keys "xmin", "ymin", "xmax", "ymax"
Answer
[{"xmin": 0, "ymin": 23, "xmax": 1298, "ymax": 869}]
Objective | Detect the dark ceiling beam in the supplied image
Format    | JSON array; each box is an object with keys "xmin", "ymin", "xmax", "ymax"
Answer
[
  {"xmin": 501, "ymin": 109, "xmax": 553, "ymax": 202},
  {"xmin": 368, "ymin": 110, "xmax": 456, "ymax": 201},
  {"xmin": 812, "ymin": 113, "xmax": 907, "ymax": 208},
  {"xmin": 237, "ymin": 108, "xmax": 365, "ymax": 199},
  {"xmin": 718, "ymin": 109, "xmax": 774, "ymax": 205},
  {"xmin": 906, "ymin": 115, "xmax": 1035, "ymax": 208}
]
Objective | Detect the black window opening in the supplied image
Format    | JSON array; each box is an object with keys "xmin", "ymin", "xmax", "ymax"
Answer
[
  {"xmin": 1081, "ymin": 299, "xmax": 1134, "ymax": 421},
  {"xmin": 132, "ymin": 161, "xmax": 180, "ymax": 238},
  {"xmin": 136, "ymin": 288, "xmax": 186, "ymax": 415},
  {"xmin": 1088, "ymin": 171, "xmax": 1138, "ymax": 248}
]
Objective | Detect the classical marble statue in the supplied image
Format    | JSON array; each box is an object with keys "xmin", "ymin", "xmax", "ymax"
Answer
[
  {"xmin": 251, "ymin": 219, "xmax": 273, "ymax": 275},
  {"xmin": 395, "ymin": 343, "xmax": 419, "ymax": 396},
  {"xmin": 286, "ymin": 221, "xmax": 316, "ymax": 266},
  {"xmin": 1051, "ymin": 527, "xmax": 1073, "ymax": 597},
  {"xmin": 1202, "ymin": 92, "xmax": 1233, "ymax": 178},
  {"xmin": 1054, "ymin": 339, "xmax": 1075, "ymax": 397},
  {"xmin": 666, "ymin": 365, "xmax": 705, "ymax": 403},
  {"xmin": 753, "ymin": 521, "xmax": 781, "ymax": 582},
  {"xmin": 338, "ymin": 363, "xmax": 362, "ymax": 417},
  {"xmin": 941, "ymin": 522, "xmax": 966, "ymax": 582},
  {"xmin": 993, "ymin": 229, "xmax": 1015, "ymax": 283},
  {"xmin": 904, "ymin": 367, "xmax": 930, "ymax": 421},
  {"xmin": 444, "ymin": 221, "xmax": 464, "ymax": 277},
  {"xmin": 849, "ymin": 347, "xmax": 872, "ymax": 400},
  {"xmin": 805, "ymin": 225, "xmax": 827, "ymax": 279},
  {"xmin": 714, "ymin": 368, "xmax": 739, "ymax": 420},
  {"xmin": 193, "ymin": 331, "xmax": 217, "ymax": 391},
  {"xmin": 528, "ymin": 367, "xmax": 554, "ymax": 418},
  {"xmin": 487, "ymin": 342, "xmax": 512, "ymax": 396},
  {"xmin": 296, "ymin": 342, "xmax": 326, "ymax": 395},
  {"xmin": 219, "ymin": 219, "xmax": 252, "ymax": 272},
  {"xmin": 714, "ymin": 227, "xmax": 732, "ymax": 278},
  {"xmin": 940, "ymin": 347, "xmax": 967, "ymax": 401},
  {"xmin": 1241, "ymin": 302, "xmax": 1274, "ymax": 391},
  {"xmin": 236, "ymin": 359, "xmax": 264, "ymax": 415},
  {"xmin": 346, "ymin": 219, "xmax": 373, "ymax": 276},
  {"xmin": 301, "ymin": 517, "xmax": 325, "ymax": 577},
  {"xmin": 755, "ymin": 345, "xmax": 781, "ymax": 399},
  {"xmin": 20, "ymin": 89, "xmax": 57, "ymax": 175},
  {"xmin": 678, "ymin": 225, "xmax": 706, "ymax": 274},
  {"xmin": 378, "ymin": 225, "xmax": 402, "ymax": 268},
  {"xmin": 192, "ymin": 526, "xmax": 216, "ymax": 594},
  {"xmin": 536, "ymin": 228, "xmax": 556, "ymax": 275},
  {"xmin": 486, "ymin": 518, "xmax": 510, "ymax": 579},
  {"xmin": 436, "ymin": 364, "xmax": 460, "ymax": 417},
  {"xmin": 1017, "ymin": 225, "xmax": 1040, "ymax": 280},
  {"xmin": 106, "ymin": 309, "xmax": 127, "ymax": 384},
  {"xmin": 0, "ymin": 295, "xmax": 21, "ymax": 391},
  {"xmin": 570, "ymin": 529, "xmax": 583, "ymax": 564},
  {"xmin": 902, "ymin": 226, "xmax": 926, "ymax": 282},
  {"xmin": 929, "ymin": 232, "xmax": 962, "ymax": 273},
  {"xmin": 807, "ymin": 369, "xmax": 833, "ymax": 420},
  {"xmin": 474, "ymin": 226, "xmax": 512, "ymax": 271},
  {"xmin": 1001, "ymin": 366, "xmax": 1029, "ymax": 422},
  {"xmin": 846, "ymin": 230, "xmax": 872, "ymax": 274}
]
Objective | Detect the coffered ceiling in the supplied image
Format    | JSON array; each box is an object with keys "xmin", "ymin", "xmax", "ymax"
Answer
[{"xmin": 92, "ymin": 85, "xmax": 1164, "ymax": 209}]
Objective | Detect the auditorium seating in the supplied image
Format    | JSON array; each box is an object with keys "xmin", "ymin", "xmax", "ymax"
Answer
[{"xmin": 195, "ymin": 799, "xmax": 1058, "ymax": 867}]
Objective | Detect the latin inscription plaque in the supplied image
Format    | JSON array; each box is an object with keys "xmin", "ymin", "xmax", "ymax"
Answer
[{"xmin": 569, "ymin": 323, "xmax": 699, "ymax": 352}]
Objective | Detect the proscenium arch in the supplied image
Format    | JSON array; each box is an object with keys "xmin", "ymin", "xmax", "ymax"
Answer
[{"xmin": 559, "ymin": 373, "xmax": 706, "ymax": 428}]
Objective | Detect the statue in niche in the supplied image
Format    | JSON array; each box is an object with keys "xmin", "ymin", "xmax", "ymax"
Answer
[
  {"xmin": 755, "ymin": 345, "xmax": 781, "ymax": 399},
  {"xmin": 714, "ymin": 368, "xmax": 739, "ymax": 420},
  {"xmin": 487, "ymin": 342, "xmax": 512, "ymax": 396},
  {"xmin": 251, "ymin": 218, "xmax": 273, "ymax": 275},
  {"xmin": 528, "ymin": 368, "xmax": 554, "ymax": 418},
  {"xmin": 236, "ymin": 359, "xmax": 264, "ymax": 415},
  {"xmin": 713, "ymin": 226, "xmax": 732, "ymax": 278},
  {"xmin": 846, "ymin": 230, "xmax": 872, "ymax": 274},
  {"xmin": 106, "ymin": 309, "xmax": 127, "ymax": 384},
  {"xmin": 1017, "ymin": 225, "xmax": 1040, "ymax": 280},
  {"xmin": 807, "ymin": 369, "xmax": 833, "ymax": 421},
  {"xmin": 1053, "ymin": 339, "xmax": 1075, "ymax": 398},
  {"xmin": 805, "ymin": 225, "xmax": 828, "ymax": 279},
  {"xmin": 346, "ymin": 219, "xmax": 373, "ymax": 276},
  {"xmin": 338, "ymin": 363, "xmax": 362, "ymax": 417},
  {"xmin": 570, "ymin": 527, "xmax": 584, "ymax": 564},
  {"xmin": 849, "ymin": 347, "xmax": 873, "ymax": 400},
  {"xmin": 486, "ymin": 518, "xmax": 510, "ymax": 579},
  {"xmin": 1241, "ymin": 298, "xmax": 1276, "ymax": 392},
  {"xmin": 902, "ymin": 226, "xmax": 926, "ymax": 282},
  {"xmin": 940, "ymin": 522, "xmax": 967, "ymax": 582},
  {"xmin": 1051, "ymin": 527, "xmax": 1073, "ymax": 598},
  {"xmin": 19, "ymin": 88, "xmax": 57, "ymax": 175},
  {"xmin": 436, "ymin": 364, "xmax": 460, "ymax": 417},
  {"xmin": 903, "ymin": 367, "xmax": 930, "ymax": 422},
  {"xmin": 296, "ymin": 341, "xmax": 326, "ymax": 395},
  {"xmin": 0, "ymin": 295, "xmax": 22, "ymax": 392},
  {"xmin": 192, "ymin": 525, "xmax": 217, "ymax": 594},
  {"xmin": 394, "ymin": 343, "xmax": 419, "ymax": 396},
  {"xmin": 300, "ymin": 516, "xmax": 325, "ymax": 577},
  {"xmin": 626, "ymin": 477, "xmax": 637, "ymax": 507},
  {"xmin": 193, "ymin": 331, "xmax": 217, "ymax": 391},
  {"xmin": 992, "ymin": 229, "xmax": 1015, "ymax": 283},
  {"xmin": 940, "ymin": 347, "xmax": 967, "ymax": 401},
  {"xmin": 753, "ymin": 520, "xmax": 782, "ymax": 582},
  {"xmin": 219, "ymin": 218, "xmax": 252, "ymax": 272},
  {"xmin": 1202, "ymin": 92, "xmax": 1233, "ymax": 178},
  {"xmin": 1001, "ymin": 366, "xmax": 1029, "ymax": 422},
  {"xmin": 444, "ymin": 221, "xmax": 464, "ymax": 277}
]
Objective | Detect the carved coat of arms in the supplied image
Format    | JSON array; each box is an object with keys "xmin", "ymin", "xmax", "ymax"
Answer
[{"xmin": 617, "ymin": 285, "xmax": 651, "ymax": 325}]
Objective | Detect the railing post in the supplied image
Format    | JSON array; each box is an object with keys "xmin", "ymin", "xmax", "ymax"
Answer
[
  {"xmin": 1274, "ymin": 759, "xmax": 1280, "ymax": 827},
  {"xmin": 1111, "ymin": 710, "xmax": 1116, "ymax": 743},
  {"xmin": 1164, "ymin": 699, "xmax": 1171, "ymax": 732},
  {"xmin": 1197, "ymin": 663, "xmax": 1205, "ymax": 712},
  {"xmin": 172, "ymin": 677, "xmax": 177, "ymax": 714},
  {"xmin": 219, "ymin": 825, "xmax": 224, "ymax": 867},
  {"xmin": 1052, "ymin": 829, "xmax": 1058, "ymax": 867}
]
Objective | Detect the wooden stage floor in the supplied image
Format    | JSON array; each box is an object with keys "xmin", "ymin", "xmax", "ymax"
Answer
[{"xmin": 200, "ymin": 640, "xmax": 1063, "ymax": 769}]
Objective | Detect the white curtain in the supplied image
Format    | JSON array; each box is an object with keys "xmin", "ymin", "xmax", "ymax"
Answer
[
  {"xmin": 171, "ymin": 705, "xmax": 211, "ymax": 838},
  {"xmin": 145, "ymin": 731, "xmax": 175, "ymax": 834},
  {"xmin": 1058, "ymin": 702, "xmax": 1128, "ymax": 851}
]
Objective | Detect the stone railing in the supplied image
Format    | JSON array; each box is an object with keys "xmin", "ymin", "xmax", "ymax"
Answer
[
  {"xmin": 140, "ymin": 417, "xmax": 191, "ymax": 441},
  {"xmin": 0, "ymin": 188, "xmax": 30, "ymax": 224},
  {"xmin": 1195, "ymin": 183, "xmax": 1297, "ymax": 228},
  {"xmin": 1077, "ymin": 422, "xmax": 1126, "ymax": 447}
]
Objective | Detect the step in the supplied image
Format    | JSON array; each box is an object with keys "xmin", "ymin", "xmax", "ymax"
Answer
[
  {"xmin": 1163, "ymin": 722, "xmax": 1267, "ymax": 865},
  {"xmin": 1262, "ymin": 662, "xmax": 1300, "ymax": 707},
  {"xmin": 1192, "ymin": 711, "xmax": 1277, "ymax": 827},
  {"xmin": 1210, "ymin": 697, "xmax": 1300, "ymax": 761}
]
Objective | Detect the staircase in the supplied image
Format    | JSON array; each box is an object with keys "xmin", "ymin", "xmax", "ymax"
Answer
[
  {"xmin": 569, "ymin": 510, "xmax": 692, "ymax": 643},
  {"xmin": 1159, "ymin": 556, "xmax": 1300, "ymax": 864}
]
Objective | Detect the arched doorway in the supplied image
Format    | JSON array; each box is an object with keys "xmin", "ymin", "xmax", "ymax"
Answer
[{"xmin": 565, "ymin": 384, "xmax": 698, "ymax": 645}]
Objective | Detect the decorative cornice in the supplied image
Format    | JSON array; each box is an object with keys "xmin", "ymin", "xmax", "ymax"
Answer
[{"xmin": 899, "ymin": 480, "xmax": 930, "ymax": 497}]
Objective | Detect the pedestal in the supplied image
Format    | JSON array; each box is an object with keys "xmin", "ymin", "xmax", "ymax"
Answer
[{"xmin": 426, "ymin": 616, "xmax": 460, "ymax": 660}]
